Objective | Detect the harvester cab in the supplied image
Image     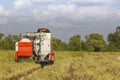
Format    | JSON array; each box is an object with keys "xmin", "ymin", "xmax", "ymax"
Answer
[{"xmin": 15, "ymin": 28, "xmax": 54, "ymax": 65}]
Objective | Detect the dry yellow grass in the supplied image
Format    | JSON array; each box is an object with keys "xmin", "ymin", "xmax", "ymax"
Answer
[
  {"xmin": 0, "ymin": 50, "xmax": 39, "ymax": 80},
  {"xmin": 1, "ymin": 51, "xmax": 120, "ymax": 80},
  {"xmin": 25, "ymin": 51, "xmax": 120, "ymax": 80}
]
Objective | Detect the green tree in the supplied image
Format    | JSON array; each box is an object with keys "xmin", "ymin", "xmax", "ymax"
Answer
[
  {"xmin": 86, "ymin": 33, "xmax": 106, "ymax": 52},
  {"xmin": 0, "ymin": 33, "xmax": 4, "ymax": 40},
  {"xmin": 0, "ymin": 34, "xmax": 20, "ymax": 50},
  {"xmin": 68, "ymin": 34, "xmax": 81, "ymax": 51},
  {"xmin": 51, "ymin": 37, "xmax": 67, "ymax": 51},
  {"xmin": 108, "ymin": 26, "xmax": 120, "ymax": 51}
]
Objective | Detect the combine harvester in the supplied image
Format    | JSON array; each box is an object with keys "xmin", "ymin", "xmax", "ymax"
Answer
[{"xmin": 15, "ymin": 28, "xmax": 54, "ymax": 66}]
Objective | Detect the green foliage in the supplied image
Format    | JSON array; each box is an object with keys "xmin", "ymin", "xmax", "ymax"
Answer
[
  {"xmin": 81, "ymin": 40, "xmax": 87, "ymax": 51},
  {"xmin": 86, "ymin": 33, "xmax": 106, "ymax": 52},
  {"xmin": 68, "ymin": 34, "xmax": 81, "ymax": 51},
  {"xmin": 51, "ymin": 37, "xmax": 67, "ymax": 51},
  {"xmin": 0, "ymin": 33, "xmax": 4, "ymax": 40},
  {"xmin": 86, "ymin": 46, "xmax": 94, "ymax": 52},
  {"xmin": 0, "ymin": 34, "xmax": 21, "ymax": 50},
  {"xmin": 0, "ymin": 26, "xmax": 120, "ymax": 52},
  {"xmin": 108, "ymin": 26, "xmax": 120, "ymax": 51},
  {"xmin": 107, "ymin": 44, "xmax": 118, "ymax": 52}
]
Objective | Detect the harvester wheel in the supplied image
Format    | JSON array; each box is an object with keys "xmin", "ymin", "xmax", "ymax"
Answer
[{"xmin": 49, "ymin": 60, "xmax": 54, "ymax": 65}]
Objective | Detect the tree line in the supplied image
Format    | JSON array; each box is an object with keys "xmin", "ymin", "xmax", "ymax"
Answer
[
  {"xmin": 52, "ymin": 26, "xmax": 120, "ymax": 52},
  {"xmin": 0, "ymin": 26, "xmax": 120, "ymax": 52}
]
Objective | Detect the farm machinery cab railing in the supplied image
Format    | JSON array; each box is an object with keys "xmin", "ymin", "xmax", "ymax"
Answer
[{"xmin": 15, "ymin": 28, "xmax": 54, "ymax": 65}]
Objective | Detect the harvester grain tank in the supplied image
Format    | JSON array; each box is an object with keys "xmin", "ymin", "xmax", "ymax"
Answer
[
  {"xmin": 15, "ymin": 38, "xmax": 32, "ymax": 61},
  {"xmin": 15, "ymin": 28, "xmax": 54, "ymax": 65}
]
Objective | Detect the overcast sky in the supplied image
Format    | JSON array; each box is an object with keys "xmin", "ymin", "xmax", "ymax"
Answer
[{"xmin": 0, "ymin": 0, "xmax": 120, "ymax": 42}]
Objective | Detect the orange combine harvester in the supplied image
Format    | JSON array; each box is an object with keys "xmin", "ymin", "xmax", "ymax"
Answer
[{"xmin": 15, "ymin": 28, "xmax": 54, "ymax": 66}]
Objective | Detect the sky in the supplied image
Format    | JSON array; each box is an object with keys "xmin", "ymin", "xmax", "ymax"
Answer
[{"xmin": 0, "ymin": 0, "xmax": 120, "ymax": 42}]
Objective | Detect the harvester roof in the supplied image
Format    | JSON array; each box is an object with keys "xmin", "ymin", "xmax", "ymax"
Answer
[{"xmin": 37, "ymin": 28, "xmax": 50, "ymax": 33}]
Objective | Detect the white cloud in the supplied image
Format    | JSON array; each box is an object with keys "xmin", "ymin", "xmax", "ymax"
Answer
[
  {"xmin": 13, "ymin": 0, "xmax": 55, "ymax": 10},
  {"xmin": 47, "ymin": 4, "xmax": 76, "ymax": 19},
  {"xmin": 0, "ymin": 18, "xmax": 7, "ymax": 24},
  {"xmin": 27, "ymin": 2, "xmax": 120, "ymax": 30},
  {"xmin": 31, "ymin": 0, "xmax": 55, "ymax": 3},
  {"xmin": 45, "ymin": 4, "xmax": 114, "ymax": 23},
  {"xmin": 6, "ymin": 0, "xmax": 120, "ymax": 26},
  {"xmin": 70, "ymin": 0, "xmax": 112, "ymax": 3},
  {"xmin": 1, "ymin": 0, "xmax": 119, "ymax": 26},
  {"xmin": 0, "ymin": 5, "xmax": 8, "ymax": 24},
  {"xmin": 0, "ymin": 5, "xmax": 6, "ymax": 16},
  {"xmin": 76, "ymin": 7, "xmax": 112, "ymax": 20},
  {"xmin": 69, "ymin": 0, "xmax": 116, "ymax": 6},
  {"xmin": 31, "ymin": 4, "xmax": 77, "ymax": 23},
  {"xmin": 0, "ymin": 0, "xmax": 120, "ymax": 41},
  {"xmin": 14, "ymin": 0, "xmax": 31, "ymax": 9}
]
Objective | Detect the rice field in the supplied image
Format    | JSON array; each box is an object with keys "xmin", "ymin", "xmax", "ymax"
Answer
[
  {"xmin": 0, "ymin": 50, "xmax": 40, "ymax": 80},
  {"xmin": 25, "ymin": 51, "xmax": 120, "ymax": 80},
  {"xmin": 1, "ymin": 50, "xmax": 120, "ymax": 80}
]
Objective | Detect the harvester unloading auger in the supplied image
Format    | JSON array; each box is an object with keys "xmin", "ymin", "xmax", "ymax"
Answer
[{"xmin": 15, "ymin": 28, "xmax": 54, "ymax": 65}]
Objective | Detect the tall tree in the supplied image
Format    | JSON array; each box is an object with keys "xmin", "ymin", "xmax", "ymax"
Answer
[
  {"xmin": 0, "ymin": 33, "xmax": 4, "ymax": 40},
  {"xmin": 86, "ymin": 33, "xmax": 106, "ymax": 52},
  {"xmin": 108, "ymin": 26, "xmax": 120, "ymax": 51},
  {"xmin": 51, "ymin": 37, "xmax": 67, "ymax": 51},
  {"xmin": 0, "ymin": 34, "xmax": 21, "ymax": 50},
  {"xmin": 68, "ymin": 34, "xmax": 81, "ymax": 51}
]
